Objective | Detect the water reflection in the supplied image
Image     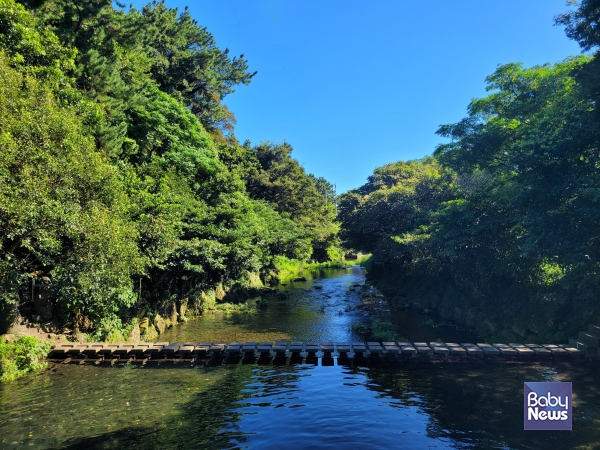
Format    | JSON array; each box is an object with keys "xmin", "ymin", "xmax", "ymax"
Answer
[
  {"xmin": 161, "ymin": 267, "xmax": 368, "ymax": 344},
  {"xmin": 2, "ymin": 362, "xmax": 600, "ymax": 449},
  {"xmin": 161, "ymin": 267, "xmax": 478, "ymax": 344},
  {"xmin": 2, "ymin": 268, "xmax": 599, "ymax": 448}
]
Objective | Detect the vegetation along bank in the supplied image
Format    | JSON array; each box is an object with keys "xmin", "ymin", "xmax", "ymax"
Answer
[
  {"xmin": 0, "ymin": 0, "xmax": 340, "ymax": 344},
  {"xmin": 339, "ymin": 2, "xmax": 600, "ymax": 343},
  {"xmin": 3, "ymin": 0, "xmax": 600, "ymax": 380}
]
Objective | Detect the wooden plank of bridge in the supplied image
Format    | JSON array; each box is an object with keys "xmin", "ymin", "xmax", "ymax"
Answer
[
  {"xmin": 273, "ymin": 342, "xmax": 288, "ymax": 356},
  {"xmin": 352, "ymin": 343, "xmax": 367, "ymax": 355},
  {"xmin": 532, "ymin": 347, "xmax": 552, "ymax": 357},
  {"xmin": 462, "ymin": 344, "xmax": 483, "ymax": 357},
  {"xmin": 495, "ymin": 345, "xmax": 517, "ymax": 358},
  {"xmin": 367, "ymin": 342, "xmax": 383, "ymax": 355},
  {"xmin": 432, "ymin": 344, "xmax": 449, "ymax": 357},
  {"xmin": 546, "ymin": 347, "xmax": 568, "ymax": 359},
  {"xmin": 399, "ymin": 344, "xmax": 417, "ymax": 357},
  {"xmin": 227, "ymin": 343, "xmax": 243, "ymax": 353},
  {"xmin": 177, "ymin": 345, "xmax": 196, "ymax": 357},
  {"xmin": 66, "ymin": 344, "xmax": 89, "ymax": 357},
  {"xmin": 564, "ymin": 347, "xmax": 583, "ymax": 359},
  {"xmin": 305, "ymin": 342, "xmax": 319, "ymax": 355},
  {"xmin": 336, "ymin": 342, "xmax": 351, "ymax": 354},
  {"xmin": 289, "ymin": 342, "xmax": 303, "ymax": 355},
  {"xmin": 98, "ymin": 344, "xmax": 120, "ymax": 357},
  {"xmin": 514, "ymin": 347, "xmax": 535, "ymax": 360},
  {"xmin": 49, "ymin": 343, "xmax": 75, "ymax": 358},
  {"xmin": 192, "ymin": 344, "xmax": 210, "ymax": 357},
  {"xmin": 162, "ymin": 343, "xmax": 182, "ymax": 356},
  {"xmin": 242, "ymin": 342, "xmax": 257, "ymax": 354},
  {"xmin": 448, "ymin": 345, "xmax": 466, "ymax": 357},
  {"xmin": 257, "ymin": 342, "xmax": 273, "ymax": 355},
  {"xmin": 415, "ymin": 344, "xmax": 433, "ymax": 356},
  {"xmin": 482, "ymin": 347, "xmax": 501, "ymax": 356},
  {"xmin": 321, "ymin": 342, "xmax": 334, "ymax": 356},
  {"xmin": 114, "ymin": 344, "xmax": 135, "ymax": 358},
  {"xmin": 82, "ymin": 343, "xmax": 105, "ymax": 357},
  {"xmin": 384, "ymin": 343, "xmax": 400, "ymax": 355},
  {"xmin": 209, "ymin": 343, "xmax": 226, "ymax": 356},
  {"xmin": 477, "ymin": 344, "xmax": 501, "ymax": 357},
  {"xmin": 145, "ymin": 343, "xmax": 166, "ymax": 357},
  {"xmin": 130, "ymin": 344, "xmax": 151, "ymax": 358}
]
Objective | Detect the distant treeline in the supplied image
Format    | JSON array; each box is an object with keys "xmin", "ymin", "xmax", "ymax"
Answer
[
  {"xmin": 0, "ymin": 0, "xmax": 339, "ymax": 338},
  {"xmin": 339, "ymin": 1, "xmax": 600, "ymax": 342}
]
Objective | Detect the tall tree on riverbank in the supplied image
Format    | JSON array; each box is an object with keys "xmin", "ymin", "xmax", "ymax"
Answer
[
  {"xmin": 1, "ymin": 0, "xmax": 339, "ymax": 337},
  {"xmin": 340, "ymin": 54, "xmax": 600, "ymax": 342}
]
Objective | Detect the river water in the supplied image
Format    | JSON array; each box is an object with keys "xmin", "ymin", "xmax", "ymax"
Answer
[{"xmin": 1, "ymin": 268, "xmax": 600, "ymax": 449}]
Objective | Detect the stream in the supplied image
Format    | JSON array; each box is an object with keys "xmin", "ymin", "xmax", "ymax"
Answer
[{"xmin": 1, "ymin": 267, "xmax": 600, "ymax": 449}]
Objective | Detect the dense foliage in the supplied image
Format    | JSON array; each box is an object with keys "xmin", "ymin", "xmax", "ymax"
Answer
[
  {"xmin": 0, "ymin": 335, "xmax": 50, "ymax": 382},
  {"xmin": 0, "ymin": 0, "xmax": 339, "ymax": 338},
  {"xmin": 4, "ymin": 0, "xmax": 597, "ymax": 345},
  {"xmin": 339, "ymin": 2, "xmax": 600, "ymax": 342}
]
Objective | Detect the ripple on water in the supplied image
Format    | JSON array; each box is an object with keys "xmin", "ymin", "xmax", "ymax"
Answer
[
  {"xmin": 3, "ymin": 268, "xmax": 600, "ymax": 448},
  {"xmin": 2, "ymin": 363, "xmax": 600, "ymax": 448}
]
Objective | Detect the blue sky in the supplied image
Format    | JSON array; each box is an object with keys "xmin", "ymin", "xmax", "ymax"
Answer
[{"xmin": 132, "ymin": 1, "xmax": 582, "ymax": 193}]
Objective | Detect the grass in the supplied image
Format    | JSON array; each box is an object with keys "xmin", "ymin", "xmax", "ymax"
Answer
[{"xmin": 275, "ymin": 254, "xmax": 372, "ymax": 281}]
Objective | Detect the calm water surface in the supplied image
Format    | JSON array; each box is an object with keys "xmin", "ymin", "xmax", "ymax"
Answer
[{"xmin": 1, "ymin": 268, "xmax": 599, "ymax": 449}]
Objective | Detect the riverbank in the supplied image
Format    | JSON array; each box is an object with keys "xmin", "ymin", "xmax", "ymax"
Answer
[{"xmin": 274, "ymin": 254, "xmax": 371, "ymax": 281}]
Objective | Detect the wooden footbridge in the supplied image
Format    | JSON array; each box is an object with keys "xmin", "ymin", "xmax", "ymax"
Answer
[{"xmin": 48, "ymin": 341, "xmax": 588, "ymax": 365}]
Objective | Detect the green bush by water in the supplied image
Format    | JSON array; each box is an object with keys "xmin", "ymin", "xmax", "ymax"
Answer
[
  {"xmin": 0, "ymin": 335, "xmax": 50, "ymax": 383},
  {"xmin": 275, "ymin": 254, "xmax": 370, "ymax": 282},
  {"xmin": 352, "ymin": 319, "xmax": 403, "ymax": 342}
]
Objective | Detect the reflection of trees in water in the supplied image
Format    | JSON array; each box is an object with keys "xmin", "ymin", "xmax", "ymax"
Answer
[
  {"xmin": 361, "ymin": 364, "xmax": 600, "ymax": 450},
  {"xmin": 22, "ymin": 363, "xmax": 600, "ymax": 449},
  {"xmin": 59, "ymin": 364, "xmax": 309, "ymax": 450},
  {"xmin": 59, "ymin": 365, "xmax": 255, "ymax": 450}
]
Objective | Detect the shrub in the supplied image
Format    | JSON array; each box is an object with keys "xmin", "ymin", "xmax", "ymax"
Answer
[{"xmin": 0, "ymin": 335, "xmax": 50, "ymax": 382}]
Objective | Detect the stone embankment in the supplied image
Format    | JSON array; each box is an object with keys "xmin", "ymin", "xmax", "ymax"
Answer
[
  {"xmin": 48, "ymin": 341, "xmax": 587, "ymax": 365},
  {"xmin": 569, "ymin": 317, "xmax": 600, "ymax": 359}
]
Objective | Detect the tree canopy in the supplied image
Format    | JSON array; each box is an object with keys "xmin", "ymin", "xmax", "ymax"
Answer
[
  {"xmin": 0, "ymin": 0, "xmax": 339, "ymax": 337},
  {"xmin": 340, "ymin": 39, "xmax": 600, "ymax": 341}
]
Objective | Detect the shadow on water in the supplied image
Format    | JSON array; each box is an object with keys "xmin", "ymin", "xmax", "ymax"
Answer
[
  {"xmin": 364, "ymin": 362, "xmax": 600, "ymax": 450},
  {"xmin": 4, "ymin": 268, "xmax": 600, "ymax": 449},
  {"xmin": 38, "ymin": 362, "xmax": 600, "ymax": 450},
  {"xmin": 44, "ymin": 365, "xmax": 257, "ymax": 450},
  {"xmin": 3, "ymin": 361, "xmax": 600, "ymax": 449}
]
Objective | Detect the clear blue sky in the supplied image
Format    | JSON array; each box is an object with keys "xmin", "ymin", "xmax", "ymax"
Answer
[{"xmin": 132, "ymin": 0, "xmax": 582, "ymax": 193}]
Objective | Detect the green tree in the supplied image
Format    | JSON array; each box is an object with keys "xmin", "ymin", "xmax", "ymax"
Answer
[
  {"xmin": 245, "ymin": 142, "xmax": 339, "ymax": 261},
  {"xmin": 0, "ymin": 52, "xmax": 143, "ymax": 328}
]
